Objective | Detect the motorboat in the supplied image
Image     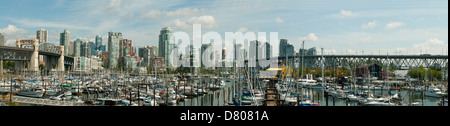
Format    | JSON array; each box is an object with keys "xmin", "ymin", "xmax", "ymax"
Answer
[
  {"xmin": 326, "ymin": 88, "xmax": 345, "ymax": 98},
  {"xmin": 298, "ymin": 74, "xmax": 319, "ymax": 88},
  {"xmin": 143, "ymin": 98, "xmax": 158, "ymax": 106},
  {"xmin": 345, "ymin": 94, "xmax": 361, "ymax": 101},
  {"xmin": 425, "ymin": 88, "xmax": 446, "ymax": 98},
  {"xmin": 298, "ymin": 100, "xmax": 320, "ymax": 106},
  {"xmin": 281, "ymin": 94, "xmax": 297, "ymax": 106},
  {"xmin": 361, "ymin": 99, "xmax": 395, "ymax": 106},
  {"xmin": 94, "ymin": 98, "xmax": 126, "ymax": 106},
  {"xmin": 16, "ymin": 87, "xmax": 45, "ymax": 98}
]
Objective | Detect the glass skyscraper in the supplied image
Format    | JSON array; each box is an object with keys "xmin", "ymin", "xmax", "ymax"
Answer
[
  {"xmin": 60, "ymin": 29, "xmax": 70, "ymax": 55},
  {"xmin": 108, "ymin": 32, "xmax": 123, "ymax": 69},
  {"xmin": 95, "ymin": 35, "xmax": 102, "ymax": 50},
  {"xmin": 158, "ymin": 27, "xmax": 173, "ymax": 67},
  {"xmin": 89, "ymin": 41, "xmax": 96, "ymax": 56}
]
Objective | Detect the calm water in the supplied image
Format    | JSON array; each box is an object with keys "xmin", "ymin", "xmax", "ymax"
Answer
[
  {"xmin": 178, "ymin": 79, "xmax": 445, "ymax": 106},
  {"xmin": 12, "ymin": 79, "xmax": 445, "ymax": 106}
]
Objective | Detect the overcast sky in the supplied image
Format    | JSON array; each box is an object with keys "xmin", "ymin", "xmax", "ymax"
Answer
[{"xmin": 0, "ymin": 0, "xmax": 447, "ymax": 55}]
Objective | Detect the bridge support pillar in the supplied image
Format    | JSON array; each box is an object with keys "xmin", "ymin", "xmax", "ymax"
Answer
[
  {"xmin": 29, "ymin": 40, "xmax": 39, "ymax": 74},
  {"xmin": 58, "ymin": 46, "xmax": 65, "ymax": 73}
]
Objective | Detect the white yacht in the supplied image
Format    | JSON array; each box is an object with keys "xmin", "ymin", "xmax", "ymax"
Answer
[
  {"xmin": 425, "ymin": 88, "xmax": 446, "ymax": 98},
  {"xmin": 298, "ymin": 74, "xmax": 320, "ymax": 88},
  {"xmin": 361, "ymin": 98, "xmax": 395, "ymax": 106},
  {"xmin": 345, "ymin": 94, "xmax": 361, "ymax": 101}
]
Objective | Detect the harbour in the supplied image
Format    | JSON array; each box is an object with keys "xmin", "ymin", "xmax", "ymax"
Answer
[{"xmin": 0, "ymin": 71, "xmax": 447, "ymax": 106}]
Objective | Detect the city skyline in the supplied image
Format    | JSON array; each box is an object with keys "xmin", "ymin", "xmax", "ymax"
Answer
[{"xmin": 0, "ymin": 0, "xmax": 448, "ymax": 56}]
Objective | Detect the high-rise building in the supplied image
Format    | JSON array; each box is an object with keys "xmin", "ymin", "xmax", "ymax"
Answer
[
  {"xmin": 265, "ymin": 42, "xmax": 272, "ymax": 59},
  {"xmin": 95, "ymin": 35, "xmax": 102, "ymax": 50},
  {"xmin": 201, "ymin": 43, "xmax": 213, "ymax": 67},
  {"xmin": 99, "ymin": 45, "xmax": 106, "ymax": 52},
  {"xmin": 299, "ymin": 47, "xmax": 317, "ymax": 56},
  {"xmin": 279, "ymin": 39, "xmax": 288, "ymax": 57},
  {"xmin": 60, "ymin": 29, "xmax": 70, "ymax": 55},
  {"xmin": 138, "ymin": 48, "xmax": 144, "ymax": 57},
  {"xmin": 222, "ymin": 48, "xmax": 226, "ymax": 60},
  {"xmin": 37, "ymin": 29, "xmax": 48, "ymax": 43},
  {"xmin": 159, "ymin": 27, "xmax": 173, "ymax": 67},
  {"xmin": 74, "ymin": 39, "xmax": 82, "ymax": 57},
  {"xmin": 81, "ymin": 42, "xmax": 91, "ymax": 57},
  {"xmin": 307, "ymin": 47, "xmax": 317, "ymax": 56},
  {"xmin": 0, "ymin": 33, "xmax": 4, "ymax": 46},
  {"xmin": 132, "ymin": 47, "xmax": 137, "ymax": 57},
  {"xmin": 121, "ymin": 39, "xmax": 132, "ymax": 57},
  {"xmin": 279, "ymin": 39, "xmax": 294, "ymax": 57},
  {"xmin": 108, "ymin": 32, "xmax": 123, "ymax": 69},
  {"xmin": 68, "ymin": 40, "xmax": 74, "ymax": 56},
  {"xmin": 141, "ymin": 46, "xmax": 158, "ymax": 67},
  {"xmin": 89, "ymin": 41, "xmax": 96, "ymax": 56},
  {"xmin": 285, "ymin": 44, "xmax": 294, "ymax": 57}
]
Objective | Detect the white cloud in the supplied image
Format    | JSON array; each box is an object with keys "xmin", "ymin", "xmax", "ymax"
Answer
[
  {"xmin": 299, "ymin": 33, "xmax": 319, "ymax": 42},
  {"xmin": 385, "ymin": 22, "xmax": 406, "ymax": 30},
  {"xmin": 165, "ymin": 15, "xmax": 218, "ymax": 31},
  {"xmin": 141, "ymin": 10, "xmax": 164, "ymax": 19},
  {"xmin": 0, "ymin": 25, "xmax": 30, "ymax": 46},
  {"xmin": 0, "ymin": 25, "xmax": 27, "ymax": 35},
  {"xmin": 166, "ymin": 8, "xmax": 206, "ymax": 17},
  {"xmin": 104, "ymin": 0, "xmax": 122, "ymax": 14},
  {"xmin": 323, "ymin": 49, "xmax": 337, "ymax": 55},
  {"xmin": 360, "ymin": 36, "xmax": 373, "ymax": 43},
  {"xmin": 121, "ymin": 12, "xmax": 134, "ymax": 21},
  {"xmin": 141, "ymin": 8, "xmax": 207, "ymax": 19},
  {"xmin": 394, "ymin": 48, "xmax": 408, "ymax": 55},
  {"xmin": 109, "ymin": 0, "xmax": 122, "ymax": 7},
  {"xmin": 275, "ymin": 17, "xmax": 284, "ymax": 23},
  {"xmin": 362, "ymin": 21, "xmax": 377, "ymax": 29},
  {"xmin": 345, "ymin": 49, "xmax": 358, "ymax": 55},
  {"xmin": 237, "ymin": 27, "xmax": 248, "ymax": 33},
  {"xmin": 10, "ymin": 18, "xmax": 93, "ymax": 31},
  {"xmin": 339, "ymin": 10, "xmax": 354, "ymax": 18},
  {"xmin": 412, "ymin": 38, "xmax": 447, "ymax": 54}
]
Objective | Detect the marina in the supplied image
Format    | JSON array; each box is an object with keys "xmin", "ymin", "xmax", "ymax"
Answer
[
  {"xmin": 0, "ymin": 70, "xmax": 447, "ymax": 106},
  {"xmin": 0, "ymin": 0, "xmax": 447, "ymax": 108}
]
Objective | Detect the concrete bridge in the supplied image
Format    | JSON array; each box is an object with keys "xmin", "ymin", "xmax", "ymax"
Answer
[{"xmin": 0, "ymin": 39, "xmax": 74, "ymax": 74}]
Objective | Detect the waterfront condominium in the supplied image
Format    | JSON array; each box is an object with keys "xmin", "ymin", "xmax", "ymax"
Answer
[
  {"xmin": 108, "ymin": 32, "xmax": 123, "ymax": 69},
  {"xmin": 60, "ymin": 29, "xmax": 70, "ymax": 55},
  {"xmin": 74, "ymin": 39, "xmax": 82, "ymax": 57},
  {"xmin": 158, "ymin": 27, "xmax": 174, "ymax": 67},
  {"xmin": 37, "ymin": 29, "xmax": 48, "ymax": 43}
]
